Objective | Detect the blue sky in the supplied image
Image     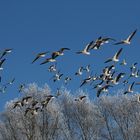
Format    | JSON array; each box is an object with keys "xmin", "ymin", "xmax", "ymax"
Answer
[{"xmin": 0, "ymin": 0, "xmax": 140, "ymax": 110}]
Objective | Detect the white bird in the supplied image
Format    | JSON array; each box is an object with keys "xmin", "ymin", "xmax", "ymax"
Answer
[
  {"xmin": 48, "ymin": 63, "xmax": 57, "ymax": 72},
  {"xmin": 32, "ymin": 51, "xmax": 49, "ymax": 63},
  {"xmin": 124, "ymin": 82, "xmax": 135, "ymax": 94},
  {"xmin": 83, "ymin": 64, "xmax": 90, "ymax": 72},
  {"xmin": 114, "ymin": 29, "xmax": 137, "ymax": 45},
  {"xmin": 105, "ymin": 48, "xmax": 123, "ymax": 63},
  {"xmin": 0, "ymin": 49, "xmax": 12, "ymax": 59},
  {"xmin": 97, "ymin": 85, "xmax": 113, "ymax": 97},
  {"xmin": 0, "ymin": 59, "xmax": 6, "ymax": 70},
  {"xmin": 76, "ymin": 41, "xmax": 93, "ymax": 55},
  {"xmin": 120, "ymin": 59, "xmax": 127, "ymax": 66},
  {"xmin": 75, "ymin": 67, "xmax": 84, "ymax": 76},
  {"xmin": 64, "ymin": 77, "xmax": 72, "ymax": 85},
  {"xmin": 40, "ymin": 52, "xmax": 59, "ymax": 65}
]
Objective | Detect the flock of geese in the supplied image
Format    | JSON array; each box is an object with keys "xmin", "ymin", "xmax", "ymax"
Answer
[
  {"xmin": 0, "ymin": 49, "xmax": 15, "ymax": 93},
  {"xmin": 1, "ymin": 29, "xmax": 140, "ymax": 115},
  {"xmin": 30, "ymin": 29, "xmax": 140, "ymax": 97}
]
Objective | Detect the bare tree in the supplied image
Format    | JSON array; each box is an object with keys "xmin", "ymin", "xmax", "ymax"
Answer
[{"xmin": 0, "ymin": 84, "xmax": 140, "ymax": 140}]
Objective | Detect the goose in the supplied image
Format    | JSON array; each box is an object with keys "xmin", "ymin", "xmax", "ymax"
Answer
[
  {"xmin": 124, "ymin": 82, "xmax": 135, "ymax": 94},
  {"xmin": 80, "ymin": 76, "xmax": 93, "ymax": 87},
  {"xmin": 129, "ymin": 69, "xmax": 139, "ymax": 78},
  {"xmin": 97, "ymin": 84, "xmax": 113, "ymax": 97},
  {"xmin": 41, "ymin": 95, "xmax": 54, "ymax": 108},
  {"xmin": 83, "ymin": 64, "xmax": 90, "ymax": 72},
  {"xmin": 111, "ymin": 73, "xmax": 125, "ymax": 85},
  {"xmin": 120, "ymin": 59, "xmax": 127, "ymax": 66},
  {"xmin": 0, "ymin": 59, "xmax": 6, "ymax": 70},
  {"xmin": 6, "ymin": 78, "xmax": 15, "ymax": 85},
  {"xmin": 55, "ymin": 88, "xmax": 61, "ymax": 97},
  {"xmin": 31, "ymin": 100, "xmax": 38, "ymax": 107},
  {"xmin": 90, "ymin": 37, "xmax": 115, "ymax": 50},
  {"xmin": 75, "ymin": 67, "xmax": 84, "ymax": 76},
  {"xmin": 13, "ymin": 100, "xmax": 24, "ymax": 109},
  {"xmin": 22, "ymin": 96, "xmax": 33, "ymax": 104},
  {"xmin": 40, "ymin": 52, "xmax": 59, "ymax": 65},
  {"xmin": 0, "ymin": 85, "xmax": 7, "ymax": 93},
  {"xmin": 25, "ymin": 107, "xmax": 40, "ymax": 116},
  {"xmin": 31, "ymin": 51, "xmax": 49, "ymax": 63},
  {"xmin": 76, "ymin": 41, "xmax": 93, "ymax": 55},
  {"xmin": 114, "ymin": 29, "xmax": 137, "ymax": 45},
  {"xmin": 0, "ymin": 49, "xmax": 12, "ymax": 59},
  {"xmin": 137, "ymin": 95, "xmax": 140, "ymax": 102},
  {"xmin": 130, "ymin": 62, "xmax": 138, "ymax": 71},
  {"xmin": 48, "ymin": 63, "xmax": 57, "ymax": 72},
  {"xmin": 18, "ymin": 84, "xmax": 25, "ymax": 93},
  {"xmin": 64, "ymin": 77, "xmax": 72, "ymax": 85},
  {"xmin": 52, "ymin": 71, "xmax": 63, "ymax": 82},
  {"xmin": 105, "ymin": 48, "xmax": 123, "ymax": 63},
  {"xmin": 123, "ymin": 79, "xmax": 129, "ymax": 86},
  {"xmin": 75, "ymin": 95, "xmax": 86, "ymax": 101},
  {"xmin": 55, "ymin": 48, "xmax": 70, "ymax": 56}
]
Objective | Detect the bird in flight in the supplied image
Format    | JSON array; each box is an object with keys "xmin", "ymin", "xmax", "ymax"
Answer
[
  {"xmin": 76, "ymin": 41, "xmax": 93, "ymax": 55},
  {"xmin": 120, "ymin": 59, "xmax": 127, "ymax": 66},
  {"xmin": 90, "ymin": 36, "xmax": 115, "ymax": 50},
  {"xmin": 18, "ymin": 84, "xmax": 25, "ymax": 93},
  {"xmin": 105, "ymin": 48, "xmax": 123, "ymax": 63},
  {"xmin": 40, "ymin": 52, "xmax": 59, "ymax": 65},
  {"xmin": 114, "ymin": 29, "xmax": 137, "ymax": 45},
  {"xmin": 96, "ymin": 84, "xmax": 113, "ymax": 97},
  {"xmin": 54, "ymin": 48, "xmax": 70, "ymax": 56},
  {"xmin": 31, "ymin": 51, "xmax": 49, "ymax": 64},
  {"xmin": 124, "ymin": 82, "xmax": 135, "ymax": 94},
  {"xmin": 0, "ymin": 59, "xmax": 6, "ymax": 70},
  {"xmin": 0, "ymin": 49, "xmax": 12, "ymax": 59},
  {"xmin": 75, "ymin": 95, "xmax": 86, "ymax": 101},
  {"xmin": 75, "ymin": 66, "xmax": 84, "ymax": 76}
]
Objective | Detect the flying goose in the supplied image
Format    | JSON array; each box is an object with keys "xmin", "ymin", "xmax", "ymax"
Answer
[
  {"xmin": 120, "ymin": 59, "xmax": 127, "ymax": 66},
  {"xmin": 130, "ymin": 62, "xmax": 138, "ymax": 71},
  {"xmin": 0, "ymin": 49, "xmax": 12, "ymax": 59},
  {"xmin": 0, "ymin": 59, "xmax": 6, "ymax": 70},
  {"xmin": 137, "ymin": 95, "xmax": 140, "ymax": 102},
  {"xmin": 40, "ymin": 52, "xmax": 59, "ymax": 65},
  {"xmin": 75, "ymin": 95, "xmax": 86, "ymax": 101},
  {"xmin": 48, "ymin": 63, "xmax": 57, "ymax": 72},
  {"xmin": 22, "ymin": 96, "xmax": 33, "ymax": 104},
  {"xmin": 83, "ymin": 64, "xmax": 90, "ymax": 72},
  {"xmin": 52, "ymin": 71, "xmax": 63, "ymax": 82},
  {"xmin": 75, "ymin": 66, "xmax": 84, "ymax": 76},
  {"xmin": 64, "ymin": 77, "xmax": 72, "ymax": 85},
  {"xmin": 25, "ymin": 107, "xmax": 40, "ymax": 116},
  {"xmin": 97, "ymin": 84, "xmax": 113, "ymax": 97},
  {"xmin": 114, "ymin": 29, "xmax": 137, "ymax": 45},
  {"xmin": 55, "ymin": 48, "xmax": 70, "ymax": 56},
  {"xmin": 111, "ymin": 73, "xmax": 125, "ymax": 85},
  {"xmin": 76, "ymin": 41, "xmax": 93, "ymax": 55},
  {"xmin": 31, "ymin": 51, "xmax": 49, "ymax": 63},
  {"xmin": 13, "ymin": 100, "xmax": 24, "ymax": 109},
  {"xmin": 124, "ymin": 82, "xmax": 135, "ymax": 94},
  {"xmin": 18, "ymin": 84, "xmax": 25, "ymax": 93},
  {"xmin": 0, "ymin": 85, "xmax": 7, "ymax": 93},
  {"xmin": 90, "ymin": 37, "xmax": 115, "ymax": 50},
  {"xmin": 55, "ymin": 88, "xmax": 61, "ymax": 97},
  {"xmin": 80, "ymin": 76, "xmax": 93, "ymax": 87},
  {"xmin": 41, "ymin": 95, "xmax": 54, "ymax": 108},
  {"xmin": 5, "ymin": 78, "xmax": 15, "ymax": 85},
  {"xmin": 104, "ymin": 48, "xmax": 123, "ymax": 63}
]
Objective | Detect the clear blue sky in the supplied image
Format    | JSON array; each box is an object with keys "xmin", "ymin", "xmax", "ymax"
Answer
[{"xmin": 0, "ymin": 0, "xmax": 140, "ymax": 110}]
